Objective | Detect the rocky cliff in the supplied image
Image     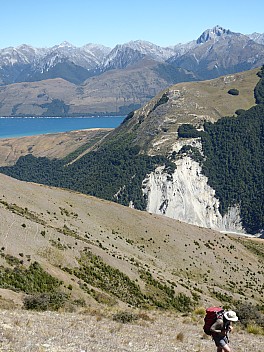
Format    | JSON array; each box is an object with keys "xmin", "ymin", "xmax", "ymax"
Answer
[{"xmin": 143, "ymin": 155, "xmax": 244, "ymax": 233}]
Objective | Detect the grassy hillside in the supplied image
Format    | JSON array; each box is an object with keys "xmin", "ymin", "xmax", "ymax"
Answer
[
  {"xmin": 117, "ymin": 67, "xmax": 260, "ymax": 155},
  {"xmin": 0, "ymin": 129, "xmax": 111, "ymax": 166},
  {"xmin": 0, "ymin": 173, "xmax": 263, "ymax": 313}
]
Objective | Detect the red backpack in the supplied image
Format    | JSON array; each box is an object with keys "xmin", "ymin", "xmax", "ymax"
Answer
[{"xmin": 203, "ymin": 306, "xmax": 224, "ymax": 335}]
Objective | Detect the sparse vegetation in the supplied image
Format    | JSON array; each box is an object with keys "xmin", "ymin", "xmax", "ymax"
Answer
[
  {"xmin": 246, "ymin": 324, "xmax": 264, "ymax": 335},
  {"xmin": 0, "ymin": 308, "xmax": 263, "ymax": 351},
  {"xmin": 70, "ymin": 250, "xmax": 146, "ymax": 307}
]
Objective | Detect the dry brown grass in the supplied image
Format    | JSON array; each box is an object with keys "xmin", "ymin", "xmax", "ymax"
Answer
[
  {"xmin": 0, "ymin": 309, "xmax": 263, "ymax": 352},
  {"xmin": 0, "ymin": 128, "xmax": 111, "ymax": 166},
  {"xmin": 0, "ymin": 171, "xmax": 263, "ymax": 310}
]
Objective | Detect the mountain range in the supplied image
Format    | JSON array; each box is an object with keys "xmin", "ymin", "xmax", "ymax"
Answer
[{"xmin": 0, "ymin": 25, "xmax": 264, "ymax": 116}]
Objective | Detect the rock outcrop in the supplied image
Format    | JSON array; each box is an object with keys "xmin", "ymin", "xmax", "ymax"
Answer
[{"xmin": 143, "ymin": 155, "xmax": 245, "ymax": 233}]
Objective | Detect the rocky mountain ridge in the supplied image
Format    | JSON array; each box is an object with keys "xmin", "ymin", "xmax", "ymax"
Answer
[
  {"xmin": 0, "ymin": 25, "xmax": 264, "ymax": 116},
  {"xmin": 0, "ymin": 26, "xmax": 263, "ymax": 84}
]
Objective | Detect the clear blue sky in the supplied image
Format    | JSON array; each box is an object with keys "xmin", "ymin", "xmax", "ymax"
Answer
[{"xmin": 1, "ymin": 0, "xmax": 263, "ymax": 49}]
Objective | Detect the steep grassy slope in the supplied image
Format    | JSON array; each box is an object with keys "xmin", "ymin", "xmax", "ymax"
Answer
[
  {"xmin": 0, "ymin": 129, "xmax": 111, "ymax": 166},
  {"xmin": 116, "ymin": 67, "xmax": 260, "ymax": 154},
  {"xmin": 0, "ymin": 173, "xmax": 263, "ymax": 311}
]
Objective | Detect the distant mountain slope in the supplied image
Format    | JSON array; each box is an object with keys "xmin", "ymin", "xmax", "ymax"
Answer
[
  {"xmin": 0, "ymin": 60, "xmax": 196, "ymax": 116},
  {"xmin": 0, "ymin": 78, "xmax": 76, "ymax": 116},
  {"xmin": 168, "ymin": 27, "xmax": 264, "ymax": 79},
  {"xmin": 0, "ymin": 25, "xmax": 264, "ymax": 116},
  {"xmin": 102, "ymin": 40, "xmax": 175, "ymax": 70},
  {"xmin": 0, "ymin": 172, "xmax": 263, "ymax": 311},
  {"xmin": 16, "ymin": 60, "xmax": 95, "ymax": 85},
  {"xmin": 0, "ymin": 42, "xmax": 111, "ymax": 85}
]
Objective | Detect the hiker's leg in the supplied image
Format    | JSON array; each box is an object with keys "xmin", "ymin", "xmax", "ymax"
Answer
[
  {"xmin": 221, "ymin": 343, "xmax": 231, "ymax": 352},
  {"xmin": 216, "ymin": 347, "xmax": 223, "ymax": 352}
]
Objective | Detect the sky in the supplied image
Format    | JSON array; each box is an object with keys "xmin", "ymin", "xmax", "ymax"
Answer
[{"xmin": 1, "ymin": 0, "xmax": 264, "ymax": 49}]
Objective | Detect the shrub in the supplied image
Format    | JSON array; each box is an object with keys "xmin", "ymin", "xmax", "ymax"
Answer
[
  {"xmin": 178, "ymin": 124, "xmax": 201, "ymax": 138},
  {"xmin": 73, "ymin": 298, "xmax": 86, "ymax": 307},
  {"xmin": 121, "ymin": 111, "xmax": 134, "ymax": 125},
  {"xmin": 151, "ymin": 93, "xmax": 169, "ymax": 111},
  {"xmin": 112, "ymin": 311, "xmax": 139, "ymax": 324},
  {"xmin": 227, "ymin": 88, "xmax": 239, "ymax": 96},
  {"xmin": 176, "ymin": 332, "xmax": 184, "ymax": 341},
  {"xmin": 23, "ymin": 292, "xmax": 68, "ymax": 311},
  {"xmin": 236, "ymin": 302, "xmax": 264, "ymax": 327},
  {"xmin": 235, "ymin": 109, "xmax": 245, "ymax": 115}
]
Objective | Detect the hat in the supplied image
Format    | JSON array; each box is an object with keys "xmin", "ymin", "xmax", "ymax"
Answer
[{"xmin": 224, "ymin": 310, "xmax": 238, "ymax": 322}]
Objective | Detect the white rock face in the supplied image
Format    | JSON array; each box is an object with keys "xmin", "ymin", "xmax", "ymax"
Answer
[{"xmin": 142, "ymin": 156, "xmax": 245, "ymax": 233}]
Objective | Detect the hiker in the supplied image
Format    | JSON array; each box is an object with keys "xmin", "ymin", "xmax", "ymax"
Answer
[{"xmin": 210, "ymin": 310, "xmax": 238, "ymax": 352}]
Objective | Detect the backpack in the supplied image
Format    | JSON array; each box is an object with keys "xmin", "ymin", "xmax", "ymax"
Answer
[{"xmin": 203, "ymin": 306, "xmax": 224, "ymax": 335}]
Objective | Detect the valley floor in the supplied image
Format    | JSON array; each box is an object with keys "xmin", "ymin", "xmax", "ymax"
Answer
[{"xmin": 0, "ymin": 309, "xmax": 262, "ymax": 352}]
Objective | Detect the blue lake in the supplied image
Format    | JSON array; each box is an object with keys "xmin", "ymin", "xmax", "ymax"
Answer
[{"xmin": 0, "ymin": 116, "xmax": 125, "ymax": 139}]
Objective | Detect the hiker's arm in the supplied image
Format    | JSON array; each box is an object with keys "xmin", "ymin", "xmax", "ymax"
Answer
[{"xmin": 210, "ymin": 319, "xmax": 224, "ymax": 335}]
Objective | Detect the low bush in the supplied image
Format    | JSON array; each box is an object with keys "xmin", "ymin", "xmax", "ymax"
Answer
[
  {"xmin": 112, "ymin": 311, "xmax": 139, "ymax": 324},
  {"xmin": 23, "ymin": 292, "xmax": 68, "ymax": 311},
  {"xmin": 228, "ymin": 88, "xmax": 239, "ymax": 95},
  {"xmin": 236, "ymin": 302, "xmax": 264, "ymax": 328}
]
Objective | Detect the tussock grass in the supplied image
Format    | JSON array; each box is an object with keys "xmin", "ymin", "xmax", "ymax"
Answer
[
  {"xmin": 193, "ymin": 306, "xmax": 206, "ymax": 316},
  {"xmin": 246, "ymin": 324, "xmax": 264, "ymax": 335},
  {"xmin": 176, "ymin": 331, "xmax": 184, "ymax": 341}
]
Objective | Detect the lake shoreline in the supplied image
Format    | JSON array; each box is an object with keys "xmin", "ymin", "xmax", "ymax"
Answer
[{"xmin": 0, "ymin": 116, "xmax": 124, "ymax": 139}]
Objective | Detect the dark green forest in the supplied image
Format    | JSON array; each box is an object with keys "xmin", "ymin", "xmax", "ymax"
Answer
[
  {"xmin": 0, "ymin": 134, "xmax": 172, "ymax": 210},
  {"xmin": 201, "ymin": 104, "xmax": 264, "ymax": 234},
  {"xmin": 0, "ymin": 67, "xmax": 263, "ymax": 234},
  {"xmin": 178, "ymin": 66, "xmax": 264, "ymax": 234}
]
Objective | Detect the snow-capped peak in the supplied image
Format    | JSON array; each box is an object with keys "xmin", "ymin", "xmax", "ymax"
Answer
[
  {"xmin": 57, "ymin": 41, "xmax": 76, "ymax": 49},
  {"xmin": 196, "ymin": 25, "xmax": 233, "ymax": 44},
  {"xmin": 102, "ymin": 39, "xmax": 175, "ymax": 70}
]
